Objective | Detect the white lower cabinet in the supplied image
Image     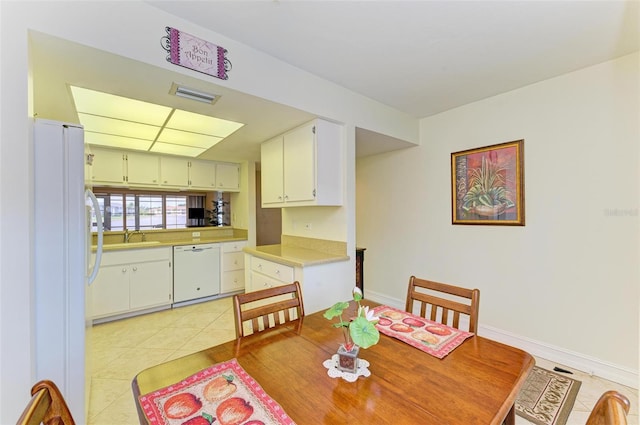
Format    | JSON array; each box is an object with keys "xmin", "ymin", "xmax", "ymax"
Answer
[
  {"xmin": 90, "ymin": 247, "xmax": 172, "ymax": 321},
  {"xmin": 249, "ymin": 257, "xmax": 295, "ymax": 290},
  {"xmin": 244, "ymin": 252, "xmax": 352, "ymax": 314},
  {"xmin": 221, "ymin": 241, "xmax": 247, "ymax": 293}
]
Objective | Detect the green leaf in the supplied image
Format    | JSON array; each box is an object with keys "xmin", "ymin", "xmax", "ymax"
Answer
[
  {"xmin": 323, "ymin": 301, "xmax": 350, "ymax": 320},
  {"xmin": 349, "ymin": 316, "xmax": 380, "ymax": 349}
]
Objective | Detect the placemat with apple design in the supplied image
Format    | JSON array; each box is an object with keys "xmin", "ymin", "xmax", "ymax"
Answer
[
  {"xmin": 372, "ymin": 305, "xmax": 473, "ymax": 359},
  {"xmin": 138, "ymin": 358, "xmax": 296, "ymax": 425}
]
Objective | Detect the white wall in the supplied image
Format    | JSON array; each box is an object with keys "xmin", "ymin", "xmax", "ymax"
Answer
[
  {"xmin": 357, "ymin": 52, "xmax": 639, "ymax": 386},
  {"xmin": 0, "ymin": 1, "xmax": 416, "ymax": 422}
]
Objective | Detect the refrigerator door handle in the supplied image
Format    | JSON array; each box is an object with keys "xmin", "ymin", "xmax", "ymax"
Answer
[{"xmin": 86, "ymin": 189, "xmax": 103, "ymax": 285}]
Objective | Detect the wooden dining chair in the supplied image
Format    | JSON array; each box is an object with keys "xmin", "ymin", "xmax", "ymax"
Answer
[
  {"xmin": 585, "ymin": 390, "xmax": 630, "ymax": 425},
  {"xmin": 233, "ymin": 281, "xmax": 305, "ymax": 338},
  {"xmin": 405, "ymin": 275, "xmax": 480, "ymax": 334},
  {"xmin": 17, "ymin": 379, "xmax": 76, "ymax": 425}
]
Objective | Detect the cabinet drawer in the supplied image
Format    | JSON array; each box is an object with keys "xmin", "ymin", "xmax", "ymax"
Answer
[
  {"xmin": 251, "ymin": 257, "xmax": 294, "ymax": 283},
  {"xmin": 222, "ymin": 241, "xmax": 247, "ymax": 253},
  {"xmin": 250, "ymin": 270, "xmax": 290, "ymax": 291},
  {"xmin": 222, "ymin": 270, "xmax": 245, "ymax": 293},
  {"xmin": 223, "ymin": 251, "xmax": 244, "ymax": 271}
]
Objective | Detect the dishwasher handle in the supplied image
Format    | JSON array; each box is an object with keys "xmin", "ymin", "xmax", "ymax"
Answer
[{"xmin": 189, "ymin": 246, "xmax": 213, "ymax": 252}]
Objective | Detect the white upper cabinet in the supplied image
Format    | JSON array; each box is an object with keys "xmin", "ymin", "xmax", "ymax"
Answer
[
  {"xmin": 189, "ymin": 160, "xmax": 217, "ymax": 189},
  {"xmin": 160, "ymin": 157, "xmax": 190, "ymax": 187},
  {"xmin": 215, "ymin": 162, "xmax": 240, "ymax": 191},
  {"xmin": 90, "ymin": 147, "xmax": 126, "ymax": 185},
  {"xmin": 88, "ymin": 146, "xmax": 240, "ymax": 192},
  {"xmin": 90, "ymin": 147, "xmax": 159, "ymax": 187},
  {"xmin": 126, "ymin": 152, "xmax": 159, "ymax": 186},
  {"xmin": 261, "ymin": 119, "xmax": 343, "ymax": 207}
]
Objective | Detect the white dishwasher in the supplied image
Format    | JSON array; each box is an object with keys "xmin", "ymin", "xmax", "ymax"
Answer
[{"xmin": 173, "ymin": 243, "xmax": 221, "ymax": 305}]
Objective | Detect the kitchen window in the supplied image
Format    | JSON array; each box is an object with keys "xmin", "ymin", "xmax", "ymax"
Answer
[{"xmin": 92, "ymin": 189, "xmax": 204, "ymax": 231}]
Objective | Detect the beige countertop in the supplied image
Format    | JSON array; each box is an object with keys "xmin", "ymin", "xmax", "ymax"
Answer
[
  {"xmin": 243, "ymin": 244, "xmax": 350, "ymax": 267},
  {"xmin": 95, "ymin": 237, "xmax": 247, "ymax": 251}
]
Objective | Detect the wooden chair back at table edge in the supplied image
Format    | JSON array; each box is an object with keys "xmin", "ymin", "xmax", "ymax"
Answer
[
  {"xmin": 16, "ymin": 379, "xmax": 76, "ymax": 425},
  {"xmin": 233, "ymin": 281, "xmax": 305, "ymax": 338},
  {"xmin": 405, "ymin": 275, "xmax": 480, "ymax": 334},
  {"xmin": 585, "ymin": 390, "xmax": 630, "ymax": 425}
]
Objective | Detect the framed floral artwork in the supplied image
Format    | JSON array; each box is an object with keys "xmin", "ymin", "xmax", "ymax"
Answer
[{"xmin": 451, "ymin": 140, "xmax": 525, "ymax": 225}]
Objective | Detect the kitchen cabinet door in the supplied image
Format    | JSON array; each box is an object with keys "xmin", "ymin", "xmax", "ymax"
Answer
[
  {"xmin": 215, "ymin": 162, "xmax": 240, "ymax": 191},
  {"xmin": 90, "ymin": 147, "xmax": 125, "ymax": 185},
  {"xmin": 189, "ymin": 160, "xmax": 217, "ymax": 189},
  {"xmin": 129, "ymin": 259, "xmax": 172, "ymax": 310},
  {"xmin": 261, "ymin": 136, "xmax": 284, "ymax": 205},
  {"xmin": 283, "ymin": 122, "xmax": 316, "ymax": 203},
  {"xmin": 90, "ymin": 264, "xmax": 130, "ymax": 318},
  {"xmin": 160, "ymin": 157, "xmax": 189, "ymax": 187},
  {"xmin": 126, "ymin": 152, "xmax": 159, "ymax": 186}
]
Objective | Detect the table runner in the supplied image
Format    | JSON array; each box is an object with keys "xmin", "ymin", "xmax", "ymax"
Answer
[
  {"xmin": 138, "ymin": 358, "xmax": 296, "ymax": 425},
  {"xmin": 372, "ymin": 305, "xmax": 473, "ymax": 359}
]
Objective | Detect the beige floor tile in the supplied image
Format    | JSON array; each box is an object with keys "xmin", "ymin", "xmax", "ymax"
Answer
[
  {"xmin": 177, "ymin": 328, "xmax": 236, "ymax": 353},
  {"xmin": 88, "ymin": 378, "xmax": 131, "ymax": 420},
  {"xmin": 136, "ymin": 326, "xmax": 201, "ymax": 350},
  {"xmin": 88, "ymin": 386, "xmax": 140, "ymax": 425},
  {"xmin": 92, "ymin": 347, "xmax": 175, "ymax": 380}
]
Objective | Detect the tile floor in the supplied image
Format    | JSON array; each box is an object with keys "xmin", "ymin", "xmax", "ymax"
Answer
[{"xmin": 88, "ymin": 297, "xmax": 638, "ymax": 425}]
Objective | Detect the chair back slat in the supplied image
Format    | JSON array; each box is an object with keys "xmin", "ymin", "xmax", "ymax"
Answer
[
  {"xmin": 234, "ymin": 281, "xmax": 305, "ymax": 338},
  {"xmin": 405, "ymin": 276, "xmax": 480, "ymax": 334}
]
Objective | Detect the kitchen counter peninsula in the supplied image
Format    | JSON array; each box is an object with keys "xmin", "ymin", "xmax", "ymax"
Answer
[
  {"xmin": 242, "ymin": 243, "xmax": 349, "ymax": 267},
  {"xmin": 243, "ymin": 236, "xmax": 351, "ymax": 314}
]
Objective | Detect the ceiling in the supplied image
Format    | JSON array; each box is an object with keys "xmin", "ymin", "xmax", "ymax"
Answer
[{"xmin": 32, "ymin": 1, "xmax": 639, "ymax": 162}]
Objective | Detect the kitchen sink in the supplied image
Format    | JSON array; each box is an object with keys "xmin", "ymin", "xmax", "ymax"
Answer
[{"xmin": 102, "ymin": 241, "xmax": 162, "ymax": 249}]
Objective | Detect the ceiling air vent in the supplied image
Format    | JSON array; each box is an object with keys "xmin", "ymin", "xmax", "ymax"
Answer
[{"xmin": 170, "ymin": 83, "xmax": 219, "ymax": 105}]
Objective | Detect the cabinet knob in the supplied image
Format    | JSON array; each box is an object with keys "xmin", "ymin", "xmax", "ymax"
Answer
[
  {"xmin": 233, "ymin": 260, "xmax": 238, "ymax": 265},
  {"xmin": 122, "ymin": 268, "xmax": 127, "ymax": 273},
  {"xmin": 132, "ymin": 266, "xmax": 137, "ymax": 271}
]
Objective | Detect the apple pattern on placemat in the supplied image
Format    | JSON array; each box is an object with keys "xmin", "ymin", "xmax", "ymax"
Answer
[
  {"xmin": 372, "ymin": 305, "xmax": 473, "ymax": 359},
  {"xmin": 138, "ymin": 358, "xmax": 296, "ymax": 425}
]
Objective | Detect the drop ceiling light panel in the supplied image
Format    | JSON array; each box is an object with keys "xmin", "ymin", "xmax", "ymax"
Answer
[
  {"xmin": 157, "ymin": 128, "xmax": 223, "ymax": 148},
  {"xmin": 167, "ymin": 109, "xmax": 244, "ymax": 137},
  {"xmin": 150, "ymin": 142, "xmax": 205, "ymax": 157},
  {"xmin": 71, "ymin": 86, "xmax": 171, "ymax": 125},
  {"xmin": 70, "ymin": 86, "xmax": 244, "ymax": 157},
  {"xmin": 84, "ymin": 132, "xmax": 153, "ymax": 151}
]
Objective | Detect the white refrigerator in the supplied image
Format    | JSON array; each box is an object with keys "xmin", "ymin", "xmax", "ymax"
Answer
[{"xmin": 33, "ymin": 118, "xmax": 103, "ymax": 423}]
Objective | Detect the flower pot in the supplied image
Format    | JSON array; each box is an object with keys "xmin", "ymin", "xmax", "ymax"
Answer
[{"xmin": 337, "ymin": 344, "xmax": 359, "ymax": 373}]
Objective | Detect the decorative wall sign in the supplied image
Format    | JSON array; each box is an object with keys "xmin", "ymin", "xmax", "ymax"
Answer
[
  {"xmin": 451, "ymin": 139, "xmax": 525, "ymax": 225},
  {"xmin": 161, "ymin": 26, "xmax": 231, "ymax": 80}
]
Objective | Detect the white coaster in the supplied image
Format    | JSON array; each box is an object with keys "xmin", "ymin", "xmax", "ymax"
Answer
[{"xmin": 322, "ymin": 354, "xmax": 371, "ymax": 382}]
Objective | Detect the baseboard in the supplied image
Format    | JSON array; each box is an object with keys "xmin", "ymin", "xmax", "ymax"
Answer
[{"xmin": 365, "ymin": 289, "xmax": 639, "ymax": 389}]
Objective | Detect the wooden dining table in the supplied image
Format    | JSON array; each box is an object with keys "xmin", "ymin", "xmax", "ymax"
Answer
[{"xmin": 132, "ymin": 301, "xmax": 534, "ymax": 425}]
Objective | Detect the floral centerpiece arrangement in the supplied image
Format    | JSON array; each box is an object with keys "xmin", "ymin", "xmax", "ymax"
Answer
[{"xmin": 323, "ymin": 287, "xmax": 380, "ymax": 373}]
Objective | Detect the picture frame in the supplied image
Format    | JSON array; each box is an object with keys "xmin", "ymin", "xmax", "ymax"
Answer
[{"xmin": 451, "ymin": 139, "xmax": 525, "ymax": 225}]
